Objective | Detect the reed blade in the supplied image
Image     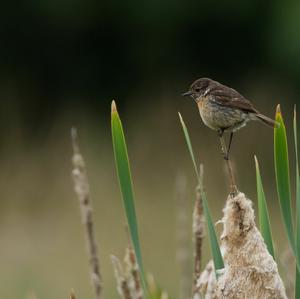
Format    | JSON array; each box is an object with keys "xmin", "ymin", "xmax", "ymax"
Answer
[
  {"xmin": 179, "ymin": 113, "xmax": 224, "ymax": 276},
  {"xmin": 254, "ymin": 156, "xmax": 275, "ymax": 258},
  {"xmin": 111, "ymin": 101, "xmax": 149, "ymax": 298},
  {"xmin": 202, "ymin": 194, "xmax": 224, "ymax": 274},
  {"xmin": 293, "ymin": 106, "xmax": 300, "ymax": 297},
  {"xmin": 178, "ymin": 112, "xmax": 200, "ymax": 180},
  {"xmin": 274, "ymin": 105, "xmax": 299, "ymax": 270}
]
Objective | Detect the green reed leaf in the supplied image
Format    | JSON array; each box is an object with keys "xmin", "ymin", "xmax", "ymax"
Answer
[
  {"xmin": 111, "ymin": 100, "xmax": 149, "ymax": 298},
  {"xmin": 178, "ymin": 112, "xmax": 200, "ymax": 180},
  {"xmin": 274, "ymin": 105, "xmax": 298, "ymax": 265},
  {"xmin": 179, "ymin": 113, "xmax": 224, "ymax": 276},
  {"xmin": 255, "ymin": 156, "xmax": 275, "ymax": 258},
  {"xmin": 293, "ymin": 106, "xmax": 300, "ymax": 298},
  {"xmin": 202, "ymin": 193, "xmax": 225, "ymax": 273}
]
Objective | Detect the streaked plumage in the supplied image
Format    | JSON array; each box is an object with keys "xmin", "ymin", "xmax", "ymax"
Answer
[{"xmin": 183, "ymin": 78, "xmax": 278, "ymax": 133}]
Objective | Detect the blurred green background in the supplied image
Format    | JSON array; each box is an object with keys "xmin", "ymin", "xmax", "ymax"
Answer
[{"xmin": 1, "ymin": 0, "xmax": 300, "ymax": 298}]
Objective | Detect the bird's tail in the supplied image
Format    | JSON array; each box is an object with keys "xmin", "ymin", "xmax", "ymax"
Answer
[{"xmin": 254, "ymin": 113, "xmax": 280, "ymax": 128}]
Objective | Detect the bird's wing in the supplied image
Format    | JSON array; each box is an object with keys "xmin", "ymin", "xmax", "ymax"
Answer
[{"xmin": 209, "ymin": 84, "xmax": 257, "ymax": 113}]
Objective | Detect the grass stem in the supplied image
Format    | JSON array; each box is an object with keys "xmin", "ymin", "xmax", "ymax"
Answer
[
  {"xmin": 71, "ymin": 128, "xmax": 103, "ymax": 299},
  {"xmin": 192, "ymin": 184, "xmax": 205, "ymax": 295}
]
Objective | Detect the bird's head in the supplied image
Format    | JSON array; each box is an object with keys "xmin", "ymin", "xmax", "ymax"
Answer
[{"xmin": 182, "ymin": 78, "xmax": 213, "ymax": 102}]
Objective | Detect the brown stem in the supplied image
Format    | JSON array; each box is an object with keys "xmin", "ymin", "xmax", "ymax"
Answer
[
  {"xmin": 125, "ymin": 246, "xmax": 144, "ymax": 299},
  {"xmin": 219, "ymin": 135, "xmax": 238, "ymax": 195},
  {"xmin": 111, "ymin": 255, "xmax": 133, "ymax": 299},
  {"xmin": 71, "ymin": 128, "xmax": 103, "ymax": 299},
  {"xmin": 192, "ymin": 185, "xmax": 205, "ymax": 294}
]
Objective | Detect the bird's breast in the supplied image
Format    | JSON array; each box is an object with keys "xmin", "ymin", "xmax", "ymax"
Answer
[{"xmin": 197, "ymin": 97, "xmax": 246, "ymax": 131}]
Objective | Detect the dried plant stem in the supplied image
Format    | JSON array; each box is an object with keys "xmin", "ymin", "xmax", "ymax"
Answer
[
  {"xmin": 121, "ymin": 281, "xmax": 133, "ymax": 299},
  {"xmin": 125, "ymin": 246, "xmax": 144, "ymax": 299},
  {"xmin": 71, "ymin": 128, "xmax": 103, "ymax": 299},
  {"xmin": 195, "ymin": 260, "xmax": 216, "ymax": 298},
  {"xmin": 174, "ymin": 173, "xmax": 190, "ymax": 299},
  {"xmin": 193, "ymin": 184, "xmax": 205, "ymax": 295},
  {"xmin": 219, "ymin": 135, "xmax": 237, "ymax": 195},
  {"xmin": 111, "ymin": 255, "xmax": 133, "ymax": 299},
  {"xmin": 215, "ymin": 192, "xmax": 287, "ymax": 298}
]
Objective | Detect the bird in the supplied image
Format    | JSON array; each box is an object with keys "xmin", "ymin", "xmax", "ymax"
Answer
[{"xmin": 182, "ymin": 78, "xmax": 278, "ymax": 160}]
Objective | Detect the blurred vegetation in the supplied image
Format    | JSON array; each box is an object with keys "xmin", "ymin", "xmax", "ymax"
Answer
[
  {"xmin": 1, "ymin": 0, "xmax": 300, "ymax": 298},
  {"xmin": 1, "ymin": 0, "xmax": 300, "ymax": 129}
]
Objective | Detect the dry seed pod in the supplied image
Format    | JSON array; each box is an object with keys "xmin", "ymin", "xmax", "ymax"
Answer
[
  {"xmin": 111, "ymin": 255, "xmax": 133, "ymax": 299},
  {"xmin": 195, "ymin": 260, "xmax": 217, "ymax": 299},
  {"xmin": 215, "ymin": 192, "xmax": 287, "ymax": 299},
  {"xmin": 124, "ymin": 247, "xmax": 144, "ymax": 299}
]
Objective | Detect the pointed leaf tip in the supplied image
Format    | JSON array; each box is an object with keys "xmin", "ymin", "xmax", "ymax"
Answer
[
  {"xmin": 276, "ymin": 104, "xmax": 281, "ymax": 115},
  {"xmin": 111, "ymin": 100, "xmax": 117, "ymax": 114},
  {"xmin": 178, "ymin": 112, "xmax": 183, "ymax": 123}
]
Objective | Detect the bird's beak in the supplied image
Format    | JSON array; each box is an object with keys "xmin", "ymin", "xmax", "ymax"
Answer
[{"xmin": 182, "ymin": 91, "xmax": 192, "ymax": 97}]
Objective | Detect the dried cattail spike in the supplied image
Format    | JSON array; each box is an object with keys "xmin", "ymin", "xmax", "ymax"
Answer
[
  {"xmin": 195, "ymin": 260, "xmax": 216, "ymax": 299},
  {"xmin": 193, "ymin": 185, "xmax": 205, "ymax": 285},
  {"xmin": 124, "ymin": 246, "xmax": 144, "ymax": 299},
  {"xmin": 192, "ymin": 165, "xmax": 206, "ymax": 296},
  {"xmin": 111, "ymin": 255, "xmax": 133, "ymax": 299},
  {"xmin": 71, "ymin": 128, "xmax": 103, "ymax": 299},
  {"xmin": 215, "ymin": 192, "xmax": 287, "ymax": 299}
]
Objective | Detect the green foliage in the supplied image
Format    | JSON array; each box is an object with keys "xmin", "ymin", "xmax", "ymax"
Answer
[
  {"xmin": 293, "ymin": 107, "xmax": 300, "ymax": 298},
  {"xmin": 178, "ymin": 113, "xmax": 200, "ymax": 180},
  {"xmin": 111, "ymin": 102, "xmax": 300, "ymax": 297},
  {"xmin": 274, "ymin": 105, "xmax": 300, "ymax": 299},
  {"xmin": 202, "ymin": 193, "xmax": 224, "ymax": 272},
  {"xmin": 179, "ymin": 113, "xmax": 224, "ymax": 276},
  {"xmin": 255, "ymin": 156, "xmax": 275, "ymax": 258},
  {"xmin": 274, "ymin": 105, "xmax": 296, "ymax": 255},
  {"xmin": 111, "ymin": 100, "xmax": 149, "ymax": 298}
]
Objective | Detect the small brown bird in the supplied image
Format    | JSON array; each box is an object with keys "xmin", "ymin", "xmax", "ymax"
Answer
[{"xmin": 182, "ymin": 78, "xmax": 278, "ymax": 159}]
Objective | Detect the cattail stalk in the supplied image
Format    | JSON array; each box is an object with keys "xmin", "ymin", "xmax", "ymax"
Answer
[
  {"xmin": 111, "ymin": 255, "xmax": 133, "ymax": 299},
  {"xmin": 71, "ymin": 128, "xmax": 103, "ymax": 299},
  {"xmin": 193, "ymin": 185, "xmax": 205, "ymax": 294},
  {"xmin": 125, "ymin": 246, "xmax": 144, "ymax": 299},
  {"xmin": 195, "ymin": 260, "xmax": 216, "ymax": 298},
  {"xmin": 192, "ymin": 165, "xmax": 206, "ymax": 298},
  {"xmin": 215, "ymin": 192, "xmax": 287, "ymax": 298}
]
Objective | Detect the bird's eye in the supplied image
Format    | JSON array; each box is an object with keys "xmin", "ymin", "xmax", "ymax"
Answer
[{"xmin": 195, "ymin": 88, "xmax": 201, "ymax": 92}]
